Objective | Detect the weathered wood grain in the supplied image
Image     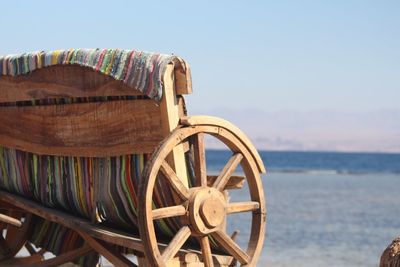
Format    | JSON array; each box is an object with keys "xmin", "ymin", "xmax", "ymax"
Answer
[
  {"xmin": 0, "ymin": 99, "xmax": 163, "ymax": 156},
  {"xmin": 0, "ymin": 65, "xmax": 144, "ymax": 103}
]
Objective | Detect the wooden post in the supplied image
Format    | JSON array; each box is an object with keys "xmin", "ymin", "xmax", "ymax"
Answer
[{"xmin": 159, "ymin": 63, "xmax": 189, "ymax": 187}]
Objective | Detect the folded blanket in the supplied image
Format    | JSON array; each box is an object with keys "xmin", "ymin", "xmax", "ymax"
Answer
[{"xmin": 0, "ymin": 49, "xmax": 191, "ymax": 101}]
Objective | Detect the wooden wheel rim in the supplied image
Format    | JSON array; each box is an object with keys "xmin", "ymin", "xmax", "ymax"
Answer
[
  {"xmin": 0, "ymin": 207, "xmax": 33, "ymax": 261},
  {"xmin": 139, "ymin": 125, "xmax": 266, "ymax": 267}
]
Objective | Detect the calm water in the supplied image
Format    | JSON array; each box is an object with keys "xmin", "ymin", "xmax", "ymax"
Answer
[
  {"xmin": 207, "ymin": 150, "xmax": 400, "ymax": 267},
  {"xmin": 18, "ymin": 150, "xmax": 400, "ymax": 266}
]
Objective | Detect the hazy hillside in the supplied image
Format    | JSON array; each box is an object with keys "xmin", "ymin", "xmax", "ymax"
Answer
[{"xmin": 192, "ymin": 108, "xmax": 400, "ymax": 153}]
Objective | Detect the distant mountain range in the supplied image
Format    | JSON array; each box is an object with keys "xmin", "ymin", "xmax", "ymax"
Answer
[{"xmin": 192, "ymin": 108, "xmax": 400, "ymax": 153}]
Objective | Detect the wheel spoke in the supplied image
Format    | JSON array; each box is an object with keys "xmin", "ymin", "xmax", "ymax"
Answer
[
  {"xmin": 213, "ymin": 153, "xmax": 243, "ymax": 191},
  {"xmin": 162, "ymin": 226, "xmax": 191, "ymax": 262},
  {"xmin": 192, "ymin": 133, "xmax": 207, "ymax": 187},
  {"xmin": 199, "ymin": 236, "xmax": 214, "ymax": 267},
  {"xmin": 152, "ymin": 205, "xmax": 187, "ymax": 220},
  {"xmin": 212, "ymin": 230, "xmax": 250, "ymax": 265},
  {"xmin": 227, "ymin": 201, "xmax": 260, "ymax": 214},
  {"xmin": 160, "ymin": 161, "xmax": 190, "ymax": 200}
]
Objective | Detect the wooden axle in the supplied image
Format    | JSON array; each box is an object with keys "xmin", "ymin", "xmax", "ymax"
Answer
[{"xmin": 0, "ymin": 214, "xmax": 22, "ymax": 228}]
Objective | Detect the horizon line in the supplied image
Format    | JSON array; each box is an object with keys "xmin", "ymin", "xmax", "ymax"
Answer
[{"xmin": 205, "ymin": 148, "xmax": 400, "ymax": 155}]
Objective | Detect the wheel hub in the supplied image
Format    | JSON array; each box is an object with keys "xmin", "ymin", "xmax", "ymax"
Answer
[{"xmin": 189, "ymin": 187, "xmax": 227, "ymax": 235}]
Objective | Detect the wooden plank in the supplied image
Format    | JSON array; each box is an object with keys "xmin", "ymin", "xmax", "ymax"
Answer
[
  {"xmin": 0, "ymin": 65, "xmax": 144, "ymax": 103},
  {"xmin": 160, "ymin": 64, "xmax": 189, "ymax": 187},
  {"xmin": 0, "ymin": 99, "xmax": 163, "ymax": 156},
  {"xmin": 174, "ymin": 60, "xmax": 193, "ymax": 95},
  {"xmin": 0, "ymin": 190, "xmax": 145, "ymax": 252},
  {"xmin": 78, "ymin": 231, "xmax": 137, "ymax": 267},
  {"xmin": 0, "ymin": 254, "xmax": 43, "ymax": 265},
  {"xmin": 3, "ymin": 244, "xmax": 93, "ymax": 267},
  {"xmin": 207, "ymin": 175, "xmax": 245, "ymax": 190}
]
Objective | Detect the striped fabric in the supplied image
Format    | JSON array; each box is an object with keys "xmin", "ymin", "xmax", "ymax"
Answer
[
  {"xmin": 0, "ymin": 49, "xmax": 190, "ymax": 101},
  {"xmin": 0, "ymin": 147, "xmax": 190, "ymax": 236},
  {"xmin": 29, "ymin": 218, "xmax": 99, "ymax": 266},
  {"xmin": 0, "ymin": 145, "xmax": 197, "ymax": 261}
]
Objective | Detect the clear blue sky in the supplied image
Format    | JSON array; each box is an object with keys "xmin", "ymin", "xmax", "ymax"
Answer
[
  {"xmin": 1, "ymin": 0, "xmax": 399, "ymax": 112},
  {"xmin": 1, "ymin": 1, "xmax": 399, "ymax": 151}
]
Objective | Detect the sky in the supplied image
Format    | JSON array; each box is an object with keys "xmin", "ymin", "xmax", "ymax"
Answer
[{"xmin": 1, "ymin": 1, "xmax": 399, "ymax": 152}]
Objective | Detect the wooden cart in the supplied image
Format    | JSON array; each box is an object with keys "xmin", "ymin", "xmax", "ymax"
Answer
[{"xmin": 0, "ymin": 49, "xmax": 266, "ymax": 267}]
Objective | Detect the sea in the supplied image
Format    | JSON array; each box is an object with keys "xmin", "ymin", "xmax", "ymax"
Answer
[
  {"xmin": 207, "ymin": 150, "xmax": 400, "ymax": 267},
  {"xmin": 14, "ymin": 150, "xmax": 400, "ymax": 266}
]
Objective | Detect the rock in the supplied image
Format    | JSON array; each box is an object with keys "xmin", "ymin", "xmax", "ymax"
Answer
[{"xmin": 381, "ymin": 237, "xmax": 400, "ymax": 267}]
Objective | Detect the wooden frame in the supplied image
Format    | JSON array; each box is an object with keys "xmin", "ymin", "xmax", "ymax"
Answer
[{"xmin": 0, "ymin": 62, "xmax": 266, "ymax": 266}]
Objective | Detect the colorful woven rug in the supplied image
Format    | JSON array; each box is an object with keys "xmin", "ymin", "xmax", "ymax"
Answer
[
  {"xmin": 0, "ymin": 49, "xmax": 191, "ymax": 101},
  {"xmin": 0, "ymin": 49, "xmax": 198, "ymax": 264},
  {"xmin": 0, "ymin": 146, "xmax": 194, "ymax": 235}
]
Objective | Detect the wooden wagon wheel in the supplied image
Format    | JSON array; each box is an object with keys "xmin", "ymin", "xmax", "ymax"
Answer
[
  {"xmin": 0, "ymin": 203, "xmax": 39, "ymax": 263},
  {"xmin": 139, "ymin": 119, "xmax": 266, "ymax": 267}
]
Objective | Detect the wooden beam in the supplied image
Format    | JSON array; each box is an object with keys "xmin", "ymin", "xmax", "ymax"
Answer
[
  {"xmin": 0, "ymin": 190, "xmax": 144, "ymax": 252},
  {"xmin": 160, "ymin": 64, "xmax": 189, "ymax": 187},
  {"xmin": 0, "ymin": 65, "xmax": 144, "ymax": 103},
  {"xmin": 0, "ymin": 214, "xmax": 21, "ymax": 228},
  {"xmin": 78, "ymin": 231, "xmax": 137, "ymax": 267},
  {"xmin": 3, "ymin": 244, "xmax": 93, "ymax": 267},
  {"xmin": 207, "ymin": 175, "xmax": 245, "ymax": 190},
  {"xmin": 0, "ymin": 99, "xmax": 163, "ymax": 156},
  {"xmin": 0, "ymin": 254, "xmax": 43, "ymax": 266},
  {"xmin": 173, "ymin": 58, "xmax": 192, "ymax": 96}
]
